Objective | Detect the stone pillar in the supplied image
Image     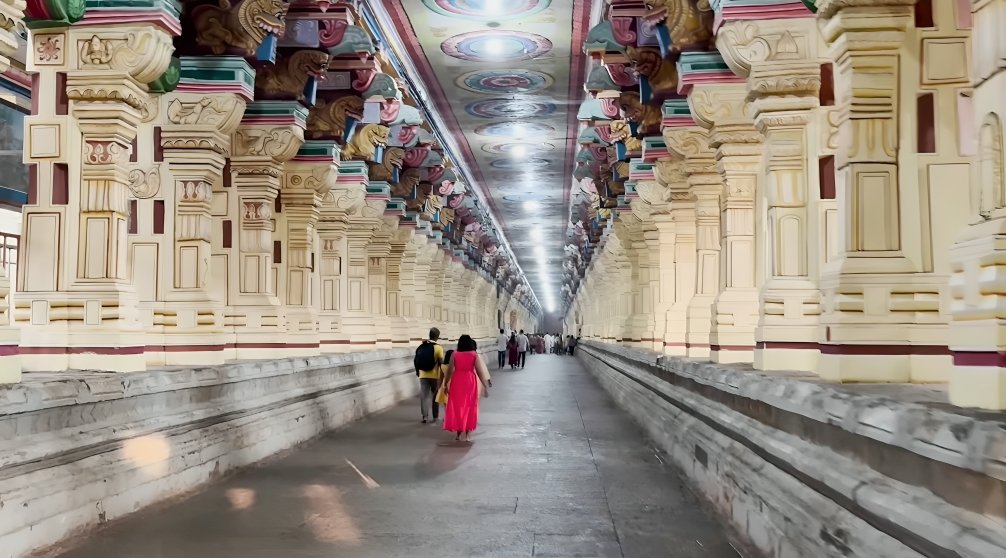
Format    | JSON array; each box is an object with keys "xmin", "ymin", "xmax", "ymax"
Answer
[
  {"xmin": 0, "ymin": 0, "xmax": 23, "ymax": 380},
  {"xmin": 949, "ymin": 0, "xmax": 1006, "ymax": 408},
  {"xmin": 223, "ymin": 102, "xmax": 305, "ymax": 359},
  {"xmin": 367, "ymin": 216, "xmax": 396, "ymax": 349},
  {"xmin": 666, "ymin": 127, "xmax": 722, "ymax": 359},
  {"xmin": 816, "ymin": 0, "xmax": 934, "ymax": 381},
  {"xmin": 689, "ymin": 84, "xmax": 763, "ymax": 364},
  {"xmin": 281, "ymin": 142, "xmax": 338, "ymax": 353},
  {"xmin": 750, "ymin": 63, "xmax": 824, "ymax": 372},
  {"xmin": 19, "ymin": 24, "xmax": 174, "ymax": 372},
  {"xmin": 387, "ymin": 225, "xmax": 415, "ymax": 347},
  {"xmin": 156, "ymin": 87, "xmax": 248, "ymax": 366},
  {"xmin": 656, "ymin": 158, "xmax": 698, "ymax": 356}
]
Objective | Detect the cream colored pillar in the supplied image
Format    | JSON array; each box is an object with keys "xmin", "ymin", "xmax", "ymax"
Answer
[
  {"xmin": 153, "ymin": 88, "xmax": 248, "ymax": 366},
  {"xmin": 341, "ymin": 186, "xmax": 389, "ymax": 347},
  {"xmin": 386, "ymin": 225, "xmax": 415, "ymax": 347},
  {"xmin": 656, "ymin": 158, "xmax": 698, "ymax": 356},
  {"xmin": 749, "ymin": 54, "xmax": 824, "ymax": 371},
  {"xmin": 223, "ymin": 104, "xmax": 305, "ymax": 359},
  {"xmin": 949, "ymin": 0, "xmax": 1006, "ymax": 408},
  {"xmin": 19, "ymin": 24, "xmax": 174, "ymax": 372},
  {"xmin": 0, "ymin": 0, "xmax": 24, "ymax": 380},
  {"xmin": 817, "ymin": 0, "xmax": 949, "ymax": 381},
  {"xmin": 281, "ymin": 142, "xmax": 338, "ymax": 354},
  {"xmin": 316, "ymin": 162, "xmax": 366, "ymax": 351},
  {"xmin": 367, "ymin": 215, "xmax": 396, "ymax": 349},
  {"xmin": 689, "ymin": 84, "xmax": 762, "ymax": 364},
  {"xmin": 665, "ymin": 127, "xmax": 722, "ymax": 359}
]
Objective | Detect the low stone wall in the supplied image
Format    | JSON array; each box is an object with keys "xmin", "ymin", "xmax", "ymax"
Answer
[
  {"xmin": 0, "ymin": 346, "xmax": 480, "ymax": 558},
  {"xmin": 578, "ymin": 342, "xmax": 1006, "ymax": 558}
]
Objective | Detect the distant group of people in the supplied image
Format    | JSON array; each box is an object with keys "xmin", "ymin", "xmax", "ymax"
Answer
[
  {"xmin": 493, "ymin": 329, "xmax": 580, "ymax": 370},
  {"xmin": 412, "ymin": 327, "xmax": 581, "ymax": 443}
]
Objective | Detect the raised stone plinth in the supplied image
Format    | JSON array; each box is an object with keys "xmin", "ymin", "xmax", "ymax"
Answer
[{"xmin": 578, "ymin": 341, "xmax": 1006, "ymax": 558}]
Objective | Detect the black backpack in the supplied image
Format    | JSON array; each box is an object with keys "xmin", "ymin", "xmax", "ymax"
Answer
[{"xmin": 414, "ymin": 341, "xmax": 437, "ymax": 374}]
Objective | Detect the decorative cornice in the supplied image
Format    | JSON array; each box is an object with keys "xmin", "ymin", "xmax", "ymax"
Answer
[
  {"xmin": 676, "ymin": 50, "xmax": 744, "ymax": 95},
  {"xmin": 176, "ymin": 56, "xmax": 256, "ymax": 102}
]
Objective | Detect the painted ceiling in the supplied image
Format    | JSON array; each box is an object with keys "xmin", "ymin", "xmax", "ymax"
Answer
[{"xmin": 374, "ymin": 0, "xmax": 592, "ymax": 314}]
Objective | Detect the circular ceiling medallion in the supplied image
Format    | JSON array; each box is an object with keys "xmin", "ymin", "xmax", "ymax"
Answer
[
  {"xmin": 465, "ymin": 99, "xmax": 556, "ymax": 119},
  {"xmin": 502, "ymin": 192, "xmax": 547, "ymax": 202},
  {"xmin": 490, "ymin": 157, "xmax": 550, "ymax": 170},
  {"xmin": 457, "ymin": 69, "xmax": 554, "ymax": 94},
  {"xmin": 475, "ymin": 121, "xmax": 555, "ymax": 138},
  {"xmin": 422, "ymin": 0, "xmax": 552, "ymax": 21},
  {"xmin": 441, "ymin": 31, "xmax": 553, "ymax": 62},
  {"xmin": 482, "ymin": 142, "xmax": 554, "ymax": 154}
]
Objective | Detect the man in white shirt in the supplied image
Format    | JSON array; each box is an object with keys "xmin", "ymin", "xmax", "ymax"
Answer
[
  {"xmin": 495, "ymin": 328, "xmax": 508, "ymax": 369},
  {"xmin": 544, "ymin": 333, "xmax": 553, "ymax": 354},
  {"xmin": 516, "ymin": 330, "xmax": 529, "ymax": 368}
]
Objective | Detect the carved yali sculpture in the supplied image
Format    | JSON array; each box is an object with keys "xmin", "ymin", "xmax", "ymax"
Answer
[
  {"xmin": 627, "ymin": 46, "xmax": 678, "ymax": 97},
  {"xmin": 341, "ymin": 123, "xmax": 389, "ymax": 161},
  {"xmin": 609, "ymin": 120, "xmax": 642, "ymax": 152},
  {"xmin": 619, "ymin": 92, "xmax": 661, "ymax": 133},
  {"xmin": 367, "ymin": 147, "xmax": 404, "ymax": 182},
  {"xmin": 307, "ymin": 95, "xmax": 364, "ymax": 142},
  {"xmin": 256, "ymin": 49, "xmax": 330, "ymax": 99},
  {"xmin": 194, "ymin": 0, "xmax": 289, "ymax": 56}
]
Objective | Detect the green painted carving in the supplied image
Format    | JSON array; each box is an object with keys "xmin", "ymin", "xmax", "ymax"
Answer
[
  {"xmin": 148, "ymin": 56, "xmax": 181, "ymax": 94},
  {"xmin": 25, "ymin": 0, "xmax": 86, "ymax": 29}
]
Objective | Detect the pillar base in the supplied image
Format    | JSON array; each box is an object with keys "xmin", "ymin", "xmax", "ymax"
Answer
[
  {"xmin": 144, "ymin": 333, "xmax": 228, "ymax": 367},
  {"xmin": 817, "ymin": 351, "xmax": 910, "ymax": 383},
  {"xmin": 710, "ymin": 288, "xmax": 759, "ymax": 365},
  {"xmin": 0, "ymin": 328, "xmax": 19, "ymax": 382},
  {"xmin": 754, "ymin": 343, "xmax": 819, "ymax": 372},
  {"xmin": 950, "ymin": 363, "xmax": 1006, "ymax": 410},
  {"xmin": 686, "ymin": 294, "xmax": 715, "ymax": 359}
]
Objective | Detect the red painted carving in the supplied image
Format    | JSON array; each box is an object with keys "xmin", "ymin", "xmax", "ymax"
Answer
[
  {"xmin": 403, "ymin": 146, "xmax": 430, "ymax": 167},
  {"xmin": 319, "ymin": 19, "xmax": 348, "ymax": 48},
  {"xmin": 352, "ymin": 68, "xmax": 377, "ymax": 92},
  {"xmin": 611, "ymin": 17, "xmax": 637, "ymax": 45},
  {"xmin": 380, "ymin": 99, "xmax": 401, "ymax": 122}
]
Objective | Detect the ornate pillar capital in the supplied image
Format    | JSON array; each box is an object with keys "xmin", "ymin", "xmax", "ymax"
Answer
[
  {"xmin": 161, "ymin": 93, "xmax": 248, "ymax": 157},
  {"xmin": 716, "ymin": 17, "xmax": 820, "ymax": 79}
]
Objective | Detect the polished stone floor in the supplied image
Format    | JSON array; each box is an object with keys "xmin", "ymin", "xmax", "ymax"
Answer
[{"xmin": 52, "ymin": 354, "xmax": 737, "ymax": 558}]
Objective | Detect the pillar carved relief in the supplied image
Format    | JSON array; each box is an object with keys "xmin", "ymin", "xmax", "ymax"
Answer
[{"xmin": 19, "ymin": 23, "xmax": 175, "ymax": 372}]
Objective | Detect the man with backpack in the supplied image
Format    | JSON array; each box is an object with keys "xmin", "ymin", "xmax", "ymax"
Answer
[{"xmin": 415, "ymin": 327, "xmax": 445, "ymax": 423}]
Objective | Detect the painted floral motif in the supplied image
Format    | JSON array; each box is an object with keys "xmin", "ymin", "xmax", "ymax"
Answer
[
  {"xmin": 35, "ymin": 35, "xmax": 62, "ymax": 64},
  {"xmin": 441, "ymin": 31, "xmax": 552, "ymax": 62},
  {"xmin": 465, "ymin": 99, "xmax": 556, "ymax": 119},
  {"xmin": 456, "ymin": 69, "xmax": 554, "ymax": 94},
  {"xmin": 421, "ymin": 0, "xmax": 551, "ymax": 20},
  {"xmin": 474, "ymin": 121, "xmax": 555, "ymax": 138}
]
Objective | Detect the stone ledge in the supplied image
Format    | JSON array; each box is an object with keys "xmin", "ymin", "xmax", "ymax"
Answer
[
  {"xmin": 579, "ymin": 341, "xmax": 1006, "ymax": 558},
  {"xmin": 0, "ymin": 347, "xmax": 475, "ymax": 558}
]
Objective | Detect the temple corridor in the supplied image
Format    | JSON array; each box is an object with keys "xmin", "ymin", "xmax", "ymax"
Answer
[{"xmin": 43, "ymin": 355, "xmax": 737, "ymax": 558}]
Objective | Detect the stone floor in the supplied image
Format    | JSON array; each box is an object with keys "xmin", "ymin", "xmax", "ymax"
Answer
[{"xmin": 49, "ymin": 354, "xmax": 738, "ymax": 558}]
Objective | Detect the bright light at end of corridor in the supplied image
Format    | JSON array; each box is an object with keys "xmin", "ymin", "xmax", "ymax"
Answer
[{"xmin": 523, "ymin": 200, "xmax": 539, "ymax": 211}]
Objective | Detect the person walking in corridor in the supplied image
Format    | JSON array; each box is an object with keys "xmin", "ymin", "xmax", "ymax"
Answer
[
  {"xmin": 517, "ymin": 330, "xmax": 529, "ymax": 368},
  {"xmin": 507, "ymin": 332, "xmax": 519, "ymax": 369},
  {"xmin": 568, "ymin": 335, "xmax": 578, "ymax": 357},
  {"xmin": 443, "ymin": 334, "xmax": 491, "ymax": 443},
  {"xmin": 414, "ymin": 327, "xmax": 444, "ymax": 423},
  {"xmin": 495, "ymin": 328, "xmax": 507, "ymax": 369}
]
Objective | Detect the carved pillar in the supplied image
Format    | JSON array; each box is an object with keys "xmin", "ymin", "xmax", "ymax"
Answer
[
  {"xmin": 949, "ymin": 0, "xmax": 1006, "ymax": 408},
  {"xmin": 689, "ymin": 84, "xmax": 762, "ymax": 364},
  {"xmin": 224, "ymin": 102, "xmax": 305, "ymax": 358},
  {"xmin": 387, "ymin": 225, "xmax": 415, "ymax": 346},
  {"xmin": 0, "ymin": 0, "xmax": 25, "ymax": 381},
  {"xmin": 154, "ymin": 87, "xmax": 248, "ymax": 366},
  {"xmin": 19, "ymin": 24, "xmax": 175, "ymax": 372},
  {"xmin": 666, "ymin": 127, "xmax": 722, "ymax": 359},
  {"xmin": 816, "ymin": 0, "xmax": 938, "ymax": 381},
  {"xmin": 282, "ymin": 142, "xmax": 337, "ymax": 353},
  {"xmin": 750, "ymin": 63, "xmax": 824, "ymax": 372},
  {"xmin": 655, "ymin": 158, "xmax": 697, "ymax": 356},
  {"xmin": 367, "ymin": 215, "xmax": 396, "ymax": 348}
]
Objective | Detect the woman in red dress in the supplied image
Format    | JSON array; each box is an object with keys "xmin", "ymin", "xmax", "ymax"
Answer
[{"xmin": 443, "ymin": 335, "xmax": 492, "ymax": 442}]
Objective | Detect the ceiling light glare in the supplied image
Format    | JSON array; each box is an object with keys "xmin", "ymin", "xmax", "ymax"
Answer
[
  {"xmin": 484, "ymin": 38, "xmax": 505, "ymax": 56},
  {"xmin": 523, "ymin": 200, "xmax": 540, "ymax": 211},
  {"xmin": 510, "ymin": 145, "xmax": 527, "ymax": 158},
  {"xmin": 484, "ymin": 0, "xmax": 505, "ymax": 15},
  {"xmin": 529, "ymin": 229, "xmax": 543, "ymax": 241},
  {"xmin": 534, "ymin": 246, "xmax": 545, "ymax": 258}
]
